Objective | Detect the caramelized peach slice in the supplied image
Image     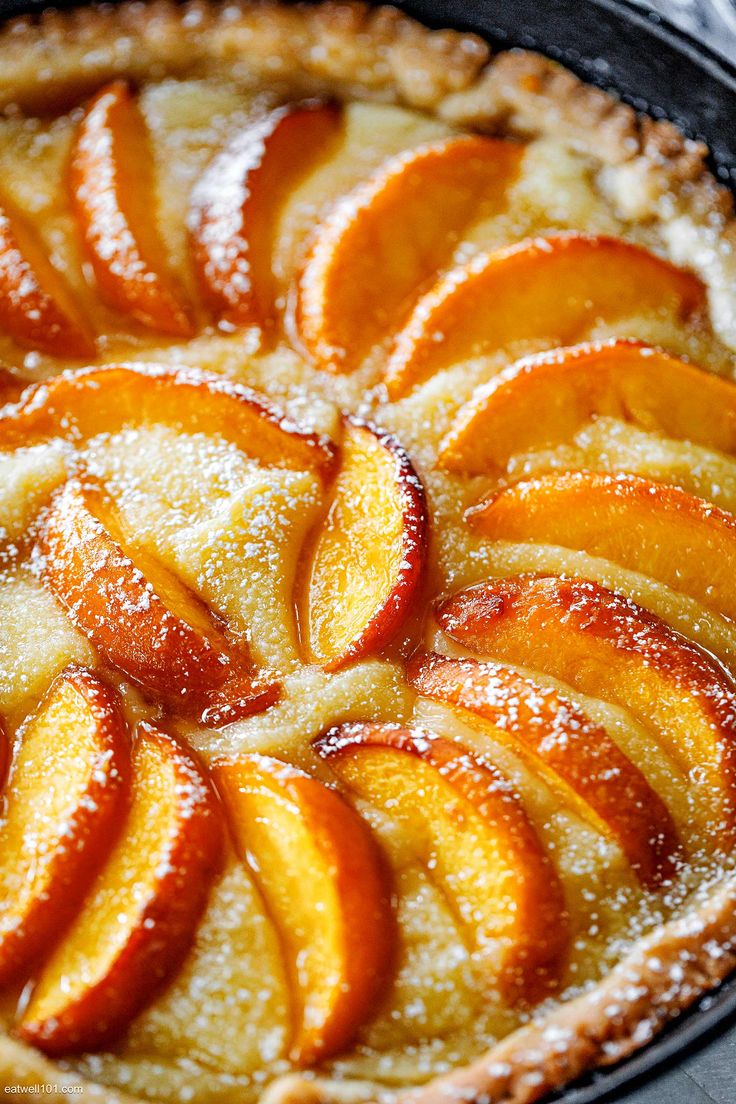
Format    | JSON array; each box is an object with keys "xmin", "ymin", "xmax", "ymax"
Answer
[
  {"xmin": 300, "ymin": 417, "xmax": 428, "ymax": 668},
  {"xmin": 0, "ymin": 202, "xmax": 94, "ymax": 359},
  {"xmin": 213, "ymin": 753, "xmax": 393, "ymax": 1064},
  {"xmin": 190, "ymin": 101, "xmax": 341, "ymax": 331},
  {"xmin": 469, "ymin": 471, "xmax": 736, "ymax": 621},
  {"xmin": 385, "ymin": 234, "xmax": 706, "ymax": 397},
  {"xmin": 296, "ymin": 136, "xmax": 522, "ymax": 373},
  {"xmin": 18, "ymin": 722, "xmax": 221, "ymax": 1055},
  {"xmin": 437, "ymin": 576, "xmax": 736, "ymax": 842},
  {"xmin": 39, "ymin": 482, "xmax": 278, "ymax": 723},
  {"xmin": 315, "ymin": 722, "xmax": 568, "ymax": 1002},
  {"xmin": 0, "ymin": 720, "xmax": 7, "ymax": 788},
  {"xmin": 440, "ymin": 340, "xmax": 736, "ymax": 473},
  {"xmin": 0, "ymin": 368, "xmax": 27, "ymax": 406},
  {"xmin": 0, "ymin": 363, "xmax": 335, "ymax": 480},
  {"xmin": 70, "ymin": 81, "xmax": 193, "ymax": 337},
  {"xmin": 408, "ymin": 652, "xmax": 679, "ymax": 887},
  {"xmin": 0, "ymin": 666, "xmax": 128, "ymax": 986}
]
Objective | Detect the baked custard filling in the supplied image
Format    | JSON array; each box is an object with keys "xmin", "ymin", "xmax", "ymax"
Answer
[{"xmin": 1, "ymin": 4, "xmax": 736, "ymax": 1103}]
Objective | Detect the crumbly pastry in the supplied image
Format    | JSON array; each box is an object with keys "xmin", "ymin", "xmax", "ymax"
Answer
[{"xmin": 1, "ymin": 3, "xmax": 736, "ymax": 1103}]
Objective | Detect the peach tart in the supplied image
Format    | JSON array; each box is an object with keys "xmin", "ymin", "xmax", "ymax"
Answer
[{"xmin": 0, "ymin": 3, "xmax": 735, "ymax": 1103}]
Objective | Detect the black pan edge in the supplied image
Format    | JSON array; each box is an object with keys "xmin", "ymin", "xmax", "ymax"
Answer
[{"xmin": 394, "ymin": 0, "xmax": 736, "ymax": 188}]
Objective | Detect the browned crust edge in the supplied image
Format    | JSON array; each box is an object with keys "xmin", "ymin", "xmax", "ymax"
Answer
[
  {"xmin": 4, "ymin": 875, "xmax": 734, "ymax": 1103},
  {"xmin": 263, "ymin": 877, "xmax": 736, "ymax": 1104},
  {"xmin": 0, "ymin": 2, "xmax": 735, "ymax": 1102},
  {"xmin": 399, "ymin": 877, "xmax": 736, "ymax": 1104},
  {"xmin": 3, "ymin": 0, "xmax": 736, "ymax": 346},
  {"xmin": 0, "ymin": 0, "xmax": 731, "ymax": 225}
]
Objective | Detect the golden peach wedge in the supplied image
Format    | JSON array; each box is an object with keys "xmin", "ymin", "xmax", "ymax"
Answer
[
  {"xmin": 0, "ymin": 719, "xmax": 7, "ymax": 788},
  {"xmin": 296, "ymin": 135, "xmax": 522, "ymax": 373},
  {"xmin": 70, "ymin": 81, "xmax": 194, "ymax": 337},
  {"xmin": 437, "ymin": 576, "xmax": 736, "ymax": 843},
  {"xmin": 38, "ymin": 481, "xmax": 279, "ymax": 724},
  {"xmin": 190, "ymin": 101, "xmax": 341, "ymax": 332},
  {"xmin": 17, "ymin": 721, "xmax": 222, "ymax": 1055},
  {"xmin": 440, "ymin": 340, "xmax": 736, "ymax": 474},
  {"xmin": 468, "ymin": 471, "xmax": 736, "ymax": 621},
  {"xmin": 385, "ymin": 234, "xmax": 706, "ymax": 398},
  {"xmin": 213, "ymin": 753, "xmax": 393, "ymax": 1064},
  {"xmin": 0, "ymin": 666, "xmax": 129, "ymax": 986},
  {"xmin": 408, "ymin": 652, "xmax": 680, "ymax": 888},
  {"xmin": 0, "ymin": 201, "xmax": 94, "ymax": 359},
  {"xmin": 300, "ymin": 416, "xmax": 428, "ymax": 668},
  {"xmin": 0, "ymin": 368, "xmax": 27, "ymax": 406},
  {"xmin": 314, "ymin": 722, "xmax": 568, "ymax": 1003},
  {"xmin": 0, "ymin": 363, "xmax": 336, "ymax": 480}
]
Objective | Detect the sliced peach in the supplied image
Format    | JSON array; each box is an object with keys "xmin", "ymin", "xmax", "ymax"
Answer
[
  {"xmin": 0, "ymin": 719, "xmax": 7, "ymax": 789},
  {"xmin": 17, "ymin": 721, "xmax": 222, "ymax": 1055},
  {"xmin": 0, "ymin": 202, "xmax": 94, "ymax": 359},
  {"xmin": 385, "ymin": 234, "xmax": 706, "ymax": 397},
  {"xmin": 300, "ymin": 416, "xmax": 428, "ymax": 668},
  {"xmin": 408, "ymin": 652, "xmax": 680, "ymax": 887},
  {"xmin": 314, "ymin": 722, "xmax": 568, "ymax": 1003},
  {"xmin": 468, "ymin": 471, "xmax": 736, "ymax": 621},
  {"xmin": 38, "ymin": 481, "xmax": 279, "ymax": 723},
  {"xmin": 437, "ymin": 576, "xmax": 736, "ymax": 843},
  {"xmin": 0, "ymin": 368, "xmax": 27, "ymax": 407},
  {"xmin": 70, "ymin": 81, "xmax": 193, "ymax": 337},
  {"xmin": 440, "ymin": 340, "xmax": 736, "ymax": 473},
  {"xmin": 296, "ymin": 136, "xmax": 522, "ymax": 373},
  {"xmin": 0, "ymin": 666, "xmax": 128, "ymax": 986},
  {"xmin": 190, "ymin": 101, "xmax": 341, "ymax": 332},
  {"xmin": 0, "ymin": 363, "xmax": 335, "ymax": 480},
  {"xmin": 213, "ymin": 753, "xmax": 393, "ymax": 1064}
]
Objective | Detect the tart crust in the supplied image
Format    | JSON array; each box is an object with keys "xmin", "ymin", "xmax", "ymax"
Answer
[{"xmin": 0, "ymin": 3, "xmax": 735, "ymax": 1102}]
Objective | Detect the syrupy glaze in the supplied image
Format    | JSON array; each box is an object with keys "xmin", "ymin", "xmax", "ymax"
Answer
[{"xmin": 0, "ymin": 77, "xmax": 735, "ymax": 1103}]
